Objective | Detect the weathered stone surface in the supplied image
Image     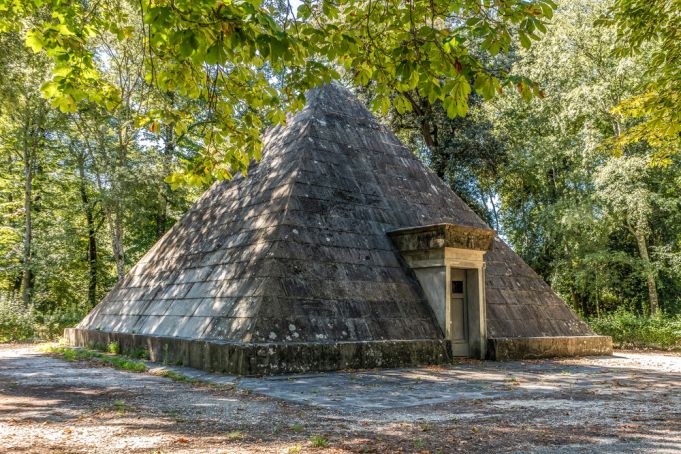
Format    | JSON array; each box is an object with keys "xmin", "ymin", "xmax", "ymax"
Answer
[
  {"xmin": 65, "ymin": 328, "xmax": 451, "ymax": 375},
  {"xmin": 388, "ymin": 223, "xmax": 495, "ymax": 252},
  {"xmin": 488, "ymin": 336, "xmax": 613, "ymax": 361}
]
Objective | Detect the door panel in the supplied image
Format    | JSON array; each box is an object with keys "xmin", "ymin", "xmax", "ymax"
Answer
[{"xmin": 450, "ymin": 268, "xmax": 470, "ymax": 356}]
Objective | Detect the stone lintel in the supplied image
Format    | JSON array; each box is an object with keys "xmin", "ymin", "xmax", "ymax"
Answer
[
  {"xmin": 488, "ymin": 335, "xmax": 613, "ymax": 361},
  {"xmin": 387, "ymin": 223, "xmax": 495, "ymax": 253},
  {"xmin": 65, "ymin": 328, "xmax": 452, "ymax": 376}
]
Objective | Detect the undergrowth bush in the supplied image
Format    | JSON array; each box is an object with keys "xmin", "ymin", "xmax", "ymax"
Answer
[
  {"xmin": 589, "ymin": 309, "xmax": 681, "ymax": 350},
  {"xmin": 35, "ymin": 304, "xmax": 88, "ymax": 340},
  {"xmin": 0, "ymin": 299, "xmax": 87, "ymax": 342},
  {"xmin": 0, "ymin": 299, "xmax": 37, "ymax": 342}
]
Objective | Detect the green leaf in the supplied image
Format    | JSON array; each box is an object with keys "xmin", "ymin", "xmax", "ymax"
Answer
[
  {"xmin": 25, "ymin": 30, "xmax": 44, "ymax": 52},
  {"xmin": 205, "ymin": 42, "xmax": 225, "ymax": 65},
  {"xmin": 41, "ymin": 81, "xmax": 59, "ymax": 99},
  {"xmin": 393, "ymin": 95, "xmax": 412, "ymax": 115},
  {"xmin": 519, "ymin": 33, "xmax": 531, "ymax": 49},
  {"xmin": 297, "ymin": 3, "xmax": 312, "ymax": 19}
]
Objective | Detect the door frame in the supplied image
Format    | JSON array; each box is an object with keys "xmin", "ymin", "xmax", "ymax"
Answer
[{"xmin": 444, "ymin": 248, "xmax": 487, "ymax": 359}]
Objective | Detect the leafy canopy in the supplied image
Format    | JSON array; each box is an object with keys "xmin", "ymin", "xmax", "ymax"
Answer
[
  {"xmin": 1, "ymin": 0, "xmax": 555, "ymax": 185},
  {"xmin": 598, "ymin": 0, "xmax": 681, "ymax": 163}
]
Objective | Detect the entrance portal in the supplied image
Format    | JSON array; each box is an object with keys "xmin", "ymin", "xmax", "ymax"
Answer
[{"xmin": 387, "ymin": 223, "xmax": 495, "ymax": 359}]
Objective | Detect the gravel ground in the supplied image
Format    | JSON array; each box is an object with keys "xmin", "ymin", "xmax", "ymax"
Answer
[{"xmin": 0, "ymin": 344, "xmax": 679, "ymax": 453}]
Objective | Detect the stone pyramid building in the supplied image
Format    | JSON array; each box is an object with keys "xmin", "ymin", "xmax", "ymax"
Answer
[{"xmin": 67, "ymin": 83, "xmax": 611, "ymax": 374}]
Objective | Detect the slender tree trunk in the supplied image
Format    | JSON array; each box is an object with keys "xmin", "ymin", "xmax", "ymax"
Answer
[
  {"xmin": 21, "ymin": 116, "xmax": 33, "ymax": 306},
  {"xmin": 633, "ymin": 228, "xmax": 659, "ymax": 314},
  {"xmin": 111, "ymin": 121, "xmax": 130, "ymax": 283},
  {"xmin": 488, "ymin": 191, "xmax": 500, "ymax": 231},
  {"xmin": 111, "ymin": 210, "xmax": 125, "ymax": 282},
  {"xmin": 77, "ymin": 154, "xmax": 98, "ymax": 307},
  {"xmin": 571, "ymin": 289, "xmax": 587, "ymax": 317}
]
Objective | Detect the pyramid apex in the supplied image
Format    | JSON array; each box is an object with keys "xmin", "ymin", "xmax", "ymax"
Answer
[{"xmin": 303, "ymin": 81, "xmax": 378, "ymax": 125}]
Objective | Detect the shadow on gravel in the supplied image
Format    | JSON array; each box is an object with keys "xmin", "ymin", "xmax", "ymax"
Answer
[{"xmin": 0, "ymin": 347, "xmax": 679, "ymax": 453}]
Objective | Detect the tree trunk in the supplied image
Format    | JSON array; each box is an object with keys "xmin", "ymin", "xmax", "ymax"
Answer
[
  {"xmin": 111, "ymin": 116, "xmax": 130, "ymax": 283},
  {"xmin": 21, "ymin": 116, "xmax": 33, "ymax": 306},
  {"xmin": 77, "ymin": 154, "xmax": 98, "ymax": 307},
  {"xmin": 488, "ymin": 191, "xmax": 500, "ymax": 231},
  {"xmin": 633, "ymin": 228, "xmax": 659, "ymax": 314},
  {"xmin": 112, "ymin": 210, "xmax": 125, "ymax": 282}
]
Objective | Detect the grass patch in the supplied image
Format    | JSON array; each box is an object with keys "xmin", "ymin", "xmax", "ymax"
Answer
[
  {"xmin": 226, "ymin": 430, "xmax": 244, "ymax": 440},
  {"xmin": 589, "ymin": 309, "xmax": 681, "ymax": 350},
  {"xmin": 310, "ymin": 435, "xmax": 329, "ymax": 448},
  {"xmin": 287, "ymin": 444, "xmax": 303, "ymax": 453},
  {"xmin": 127, "ymin": 347, "xmax": 151, "ymax": 360},
  {"xmin": 112, "ymin": 399, "xmax": 136, "ymax": 414},
  {"xmin": 43, "ymin": 345, "xmax": 148, "ymax": 373},
  {"xmin": 290, "ymin": 423, "xmax": 305, "ymax": 433},
  {"xmin": 152, "ymin": 369, "xmax": 201, "ymax": 384}
]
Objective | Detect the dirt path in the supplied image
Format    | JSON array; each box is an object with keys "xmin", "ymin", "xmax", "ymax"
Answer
[{"xmin": 0, "ymin": 345, "xmax": 679, "ymax": 453}]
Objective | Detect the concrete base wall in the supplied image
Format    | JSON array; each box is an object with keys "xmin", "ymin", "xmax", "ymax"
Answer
[
  {"xmin": 65, "ymin": 328, "xmax": 452, "ymax": 375},
  {"xmin": 488, "ymin": 335, "xmax": 612, "ymax": 361}
]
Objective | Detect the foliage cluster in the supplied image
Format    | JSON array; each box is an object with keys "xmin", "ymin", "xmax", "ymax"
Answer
[
  {"xmin": 0, "ymin": 0, "xmax": 555, "ymax": 185},
  {"xmin": 0, "ymin": 297, "xmax": 36, "ymax": 342},
  {"xmin": 0, "ymin": 298, "xmax": 87, "ymax": 342},
  {"xmin": 589, "ymin": 309, "xmax": 681, "ymax": 350},
  {"xmin": 600, "ymin": 0, "xmax": 680, "ymax": 162}
]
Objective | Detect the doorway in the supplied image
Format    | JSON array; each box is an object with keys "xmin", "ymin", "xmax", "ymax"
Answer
[{"xmin": 450, "ymin": 268, "xmax": 470, "ymax": 356}]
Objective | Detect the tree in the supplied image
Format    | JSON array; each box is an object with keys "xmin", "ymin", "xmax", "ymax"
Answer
[
  {"xmin": 482, "ymin": 0, "xmax": 681, "ymax": 316},
  {"xmin": 0, "ymin": 31, "xmax": 54, "ymax": 306},
  {"xmin": 599, "ymin": 0, "xmax": 681, "ymax": 163},
  {"xmin": 1, "ymin": 0, "xmax": 555, "ymax": 185},
  {"xmin": 594, "ymin": 157, "xmax": 663, "ymax": 314}
]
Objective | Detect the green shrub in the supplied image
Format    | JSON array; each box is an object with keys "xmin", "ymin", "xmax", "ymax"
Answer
[
  {"xmin": 128, "ymin": 347, "xmax": 150, "ymax": 360},
  {"xmin": 36, "ymin": 304, "xmax": 88, "ymax": 340},
  {"xmin": 0, "ymin": 301, "xmax": 88, "ymax": 342},
  {"xmin": 589, "ymin": 309, "xmax": 681, "ymax": 350},
  {"xmin": 0, "ymin": 298, "xmax": 37, "ymax": 342},
  {"xmin": 107, "ymin": 341, "xmax": 120, "ymax": 354}
]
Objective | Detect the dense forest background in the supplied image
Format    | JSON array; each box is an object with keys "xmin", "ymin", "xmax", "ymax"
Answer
[{"xmin": 0, "ymin": 0, "xmax": 679, "ymax": 345}]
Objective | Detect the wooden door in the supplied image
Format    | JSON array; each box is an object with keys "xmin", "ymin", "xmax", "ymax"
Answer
[{"xmin": 450, "ymin": 268, "xmax": 470, "ymax": 356}]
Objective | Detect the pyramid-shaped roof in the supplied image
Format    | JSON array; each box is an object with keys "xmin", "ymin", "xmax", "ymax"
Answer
[{"xmin": 78, "ymin": 83, "xmax": 594, "ymax": 349}]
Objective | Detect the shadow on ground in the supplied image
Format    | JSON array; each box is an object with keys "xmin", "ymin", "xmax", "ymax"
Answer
[{"xmin": 0, "ymin": 345, "xmax": 679, "ymax": 453}]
